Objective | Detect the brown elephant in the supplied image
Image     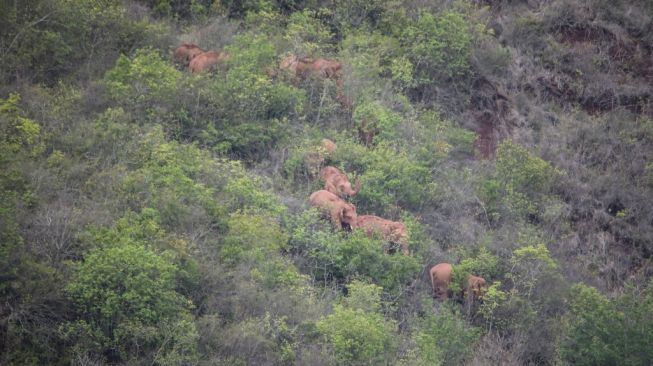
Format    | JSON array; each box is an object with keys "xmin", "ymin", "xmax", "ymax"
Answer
[
  {"xmin": 465, "ymin": 275, "xmax": 487, "ymax": 300},
  {"xmin": 174, "ymin": 43, "xmax": 205, "ymax": 66},
  {"xmin": 189, "ymin": 51, "xmax": 229, "ymax": 73},
  {"xmin": 356, "ymin": 215, "xmax": 410, "ymax": 255},
  {"xmin": 319, "ymin": 166, "xmax": 361, "ymax": 198},
  {"xmin": 279, "ymin": 55, "xmax": 350, "ymax": 109},
  {"xmin": 429, "ymin": 263, "xmax": 488, "ymax": 301},
  {"xmin": 309, "ymin": 190, "xmax": 358, "ymax": 230},
  {"xmin": 320, "ymin": 138, "xmax": 337, "ymax": 155},
  {"xmin": 303, "ymin": 138, "xmax": 337, "ymax": 179}
]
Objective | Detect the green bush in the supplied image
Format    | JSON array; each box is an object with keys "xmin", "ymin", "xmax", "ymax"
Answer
[
  {"xmin": 411, "ymin": 303, "xmax": 481, "ymax": 366},
  {"xmin": 401, "ymin": 11, "xmax": 473, "ymax": 86},
  {"xmin": 316, "ymin": 281, "xmax": 396, "ymax": 365},
  {"xmin": 0, "ymin": 0, "xmax": 169, "ymax": 83},
  {"xmin": 104, "ymin": 48, "xmax": 182, "ymax": 111},
  {"xmin": 479, "ymin": 140, "xmax": 557, "ymax": 221},
  {"xmin": 561, "ymin": 282, "xmax": 653, "ymax": 366},
  {"xmin": 65, "ymin": 239, "xmax": 198, "ymax": 364}
]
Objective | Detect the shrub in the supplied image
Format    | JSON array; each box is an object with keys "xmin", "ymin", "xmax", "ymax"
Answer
[
  {"xmin": 65, "ymin": 239, "xmax": 198, "ymax": 364},
  {"xmin": 104, "ymin": 48, "xmax": 182, "ymax": 112},
  {"xmin": 316, "ymin": 281, "xmax": 397, "ymax": 365},
  {"xmin": 411, "ymin": 303, "xmax": 481, "ymax": 366},
  {"xmin": 401, "ymin": 11, "xmax": 473, "ymax": 86},
  {"xmin": 561, "ymin": 282, "xmax": 653, "ymax": 366}
]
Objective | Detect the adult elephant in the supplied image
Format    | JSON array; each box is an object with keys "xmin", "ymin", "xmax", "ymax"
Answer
[
  {"xmin": 319, "ymin": 166, "xmax": 360, "ymax": 198},
  {"xmin": 189, "ymin": 50, "xmax": 229, "ymax": 73},
  {"xmin": 356, "ymin": 215, "xmax": 410, "ymax": 255},
  {"xmin": 279, "ymin": 55, "xmax": 350, "ymax": 109},
  {"xmin": 304, "ymin": 139, "xmax": 338, "ymax": 179},
  {"xmin": 174, "ymin": 43, "xmax": 205, "ymax": 66},
  {"xmin": 309, "ymin": 190, "xmax": 358, "ymax": 231},
  {"xmin": 429, "ymin": 263, "xmax": 488, "ymax": 301}
]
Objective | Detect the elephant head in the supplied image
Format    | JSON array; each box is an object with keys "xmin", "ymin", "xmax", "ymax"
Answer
[
  {"xmin": 174, "ymin": 43, "xmax": 206, "ymax": 66},
  {"xmin": 466, "ymin": 275, "xmax": 488, "ymax": 300},
  {"xmin": 309, "ymin": 190, "xmax": 358, "ymax": 231}
]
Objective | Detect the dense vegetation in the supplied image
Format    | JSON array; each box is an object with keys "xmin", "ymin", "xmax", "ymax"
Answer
[{"xmin": 1, "ymin": 0, "xmax": 652, "ymax": 364}]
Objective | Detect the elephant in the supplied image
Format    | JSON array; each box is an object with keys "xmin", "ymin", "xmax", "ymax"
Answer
[
  {"xmin": 429, "ymin": 263, "xmax": 488, "ymax": 302},
  {"xmin": 303, "ymin": 139, "xmax": 337, "ymax": 179},
  {"xmin": 189, "ymin": 50, "xmax": 229, "ymax": 73},
  {"xmin": 464, "ymin": 275, "xmax": 487, "ymax": 301},
  {"xmin": 309, "ymin": 190, "xmax": 358, "ymax": 230},
  {"xmin": 279, "ymin": 55, "xmax": 350, "ymax": 109},
  {"xmin": 320, "ymin": 138, "xmax": 337, "ymax": 155},
  {"xmin": 356, "ymin": 215, "xmax": 410, "ymax": 255},
  {"xmin": 319, "ymin": 166, "xmax": 361, "ymax": 198},
  {"xmin": 174, "ymin": 43, "xmax": 206, "ymax": 66}
]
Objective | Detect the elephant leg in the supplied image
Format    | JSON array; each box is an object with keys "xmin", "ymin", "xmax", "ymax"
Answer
[{"xmin": 329, "ymin": 207, "xmax": 342, "ymax": 229}]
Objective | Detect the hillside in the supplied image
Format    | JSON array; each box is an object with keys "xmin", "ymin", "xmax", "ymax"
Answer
[{"xmin": 1, "ymin": 0, "xmax": 652, "ymax": 365}]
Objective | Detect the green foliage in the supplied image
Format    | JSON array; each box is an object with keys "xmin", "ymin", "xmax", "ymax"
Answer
[
  {"xmin": 136, "ymin": 0, "xmax": 213, "ymax": 19},
  {"xmin": 0, "ymin": 0, "xmax": 169, "ymax": 83},
  {"xmin": 221, "ymin": 212, "xmax": 288, "ymax": 265},
  {"xmin": 104, "ymin": 48, "xmax": 182, "ymax": 110},
  {"xmin": 118, "ymin": 126, "xmax": 283, "ymax": 230},
  {"xmin": 284, "ymin": 9, "xmax": 335, "ymax": 56},
  {"xmin": 330, "ymin": 141, "xmax": 437, "ymax": 214},
  {"xmin": 561, "ymin": 283, "xmax": 653, "ymax": 366},
  {"xmin": 354, "ymin": 100, "xmax": 402, "ymax": 143},
  {"xmin": 411, "ymin": 304, "xmax": 481, "ymax": 366},
  {"xmin": 477, "ymin": 281, "xmax": 507, "ymax": 332},
  {"xmin": 451, "ymin": 247, "xmax": 499, "ymax": 292},
  {"xmin": 401, "ymin": 11, "xmax": 473, "ymax": 85},
  {"xmin": 479, "ymin": 140, "xmax": 557, "ymax": 221},
  {"xmin": 341, "ymin": 30, "xmax": 401, "ymax": 98},
  {"xmin": 0, "ymin": 93, "xmax": 43, "ymax": 157},
  {"xmin": 199, "ymin": 33, "xmax": 304, "ymax": 157},
  {"xmin": 508, "ymin": 244, "xmax": 558, "ymax": 298},
  {"xmin": 65, "ymin": 238, "xmax": 198, "ymax": 363},
  {"xmin": 316, "ymin": 281, "xmax": 396, "ymax": 365}
]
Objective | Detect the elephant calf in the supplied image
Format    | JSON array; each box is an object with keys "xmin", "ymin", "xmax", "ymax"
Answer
[
  {"xmin": 429, "ymin": 263, "xmax": 488, "ymax": 301},
  {"xmin": 356, "ymin": 215, "xmax": 410, "ymax": 255}
]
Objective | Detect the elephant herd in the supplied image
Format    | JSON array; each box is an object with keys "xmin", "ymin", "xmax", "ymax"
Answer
[
  {"xmin": 308, "ymin": 139, "xmax": 487, "ymax": 301},
  {"xmin": 174, "ymin": 43, "xmax": 350, "ymax": 108},
  {"xmin": 176, "ymin": 42, "xmax": 488, "ymax": 303},
  {"xmin": 308, "ymin": 139, "xmax": 410, "ymax": 256}
]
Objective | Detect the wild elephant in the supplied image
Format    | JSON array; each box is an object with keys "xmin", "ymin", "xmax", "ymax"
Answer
[
  {"xmin": 356, "ymin": 215, "xmax": 410, "ymax": 255},
  {"xmin": 429, "ymin": 263, "xmax": 488, "ymax": 301},
  {"xmin": 189, "ymin": 50, "xmax": 229, "ymax": 73},
  {"xmin": 174, "ymin": 43, "xmax": 205, "ymax": 66},
  {"xmin": 309, "ymin": 190, "xmax": 358, "ymax": 231},
  {"xmin": 319, "ymin": 166, "xmax": 360, "ymax": 198},
  {"xmin": 279, "ymin": 55, "xmax": 350, "ymax": 109}
]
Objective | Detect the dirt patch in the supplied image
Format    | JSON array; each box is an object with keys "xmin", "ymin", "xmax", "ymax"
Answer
[{"xmin": 470, "ymin": 78, "xmax": 515, "ymax": 159}]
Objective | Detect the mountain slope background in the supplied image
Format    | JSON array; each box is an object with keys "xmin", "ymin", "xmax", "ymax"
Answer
[{"xmin": 1, "ymin": 0, "xmax": 652, "ymax": 364}]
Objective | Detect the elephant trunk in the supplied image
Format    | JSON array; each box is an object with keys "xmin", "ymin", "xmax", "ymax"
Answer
[{"xmin": 351, "ymin": 177, "xmax": 361, "ymax": 196}]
